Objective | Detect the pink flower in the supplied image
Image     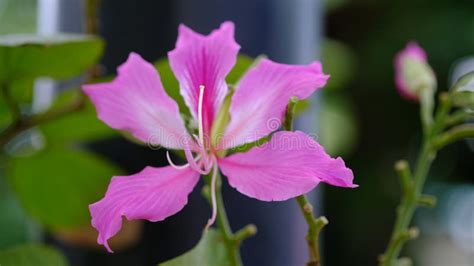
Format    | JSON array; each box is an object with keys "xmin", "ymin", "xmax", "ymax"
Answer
[
  {"xmin": 83, "ymin": 22, "xmax": 356, "ymax": 252},
  {"xmin": 394, "ymin": 42, "xmax": 436, "ymax": 101}
]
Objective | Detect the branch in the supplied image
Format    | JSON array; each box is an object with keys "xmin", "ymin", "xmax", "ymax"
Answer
[
  {"xmin": 444, "ymin": 110, "xmax": 474, "ymax": 128},
  {"xmin": 0, "ymin": 93, "xmax": 85, "ymax": 147},
  {"xmin": 284, "ymin": 97, "xmax": 327, "ymax": 266},
  {"xmin": 432, "ymin": 124, "xmax": 474, "ymax": 150}
]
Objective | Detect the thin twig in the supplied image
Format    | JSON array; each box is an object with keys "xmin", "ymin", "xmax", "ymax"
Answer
[
  {"xmin": 432, "ymin": 124, "xmax": 474, "ymax": 150},
  {"xmin": 284, "ymin": 97, "xmax": 328, "ymax": 266},
  {"xmin": 379, "ymin": 93, "xmax": 454, "ymax": 265},
  {"xmin": 0, "ymin": 94, "xmax": 85, "ymax": 147}
]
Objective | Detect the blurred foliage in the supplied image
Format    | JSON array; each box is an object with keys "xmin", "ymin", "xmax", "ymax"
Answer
[
  {"xmin": 319, "ymin": 38, "xmax": 359, "ymax": 156},
  {"xmin": 0, "ymin": 34, "xmax": 104, "ymax": 82},
  {"xmin": 6, "ymin": 89, "xmax": 120, "ymax": 229},
  {"xmin": 0, "ymin": 244, "xmax": 68, "ymax": 266},
  {"xmin": 321, "ymin": 38, "xmax": 356, "ymax": 91},
  {"xmin": 8, "ymin": 78, "xmax": 34, "ymax": 104},
  {"xmin": 0, "ymin": 0, "xmax": 36, "ymax": 35},
  {"xmin": 0, "ymin": 31, "xmax": 120, "ymax": 231},
  {"xmin": 161, "ymin": 229, "xmax": 230, "ymax": 266},
  {"xmin": 0, "ymin": 96, "xmax": 12, "ymax": 128},
  {"xmin": 320, "ymin": 92, "xmax": 359, "ymax": 156},
  {"xmin": 0, "ymin": 175, "xmax": 39, "ymax": 249},
  {"xmin": 41, "ymin": 90, "xmax": 118, "ymax": 144},
  {"xmin": 324, "ymin": 0, "xmax": 349, "ymax": 13},
  {"xmin": 8, "ymin": 147, "xmax": 120, "ymax": 228}
]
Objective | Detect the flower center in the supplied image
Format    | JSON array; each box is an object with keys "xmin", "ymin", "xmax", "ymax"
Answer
[{"xmin": 166, "ymin": 85, "xmax": 218, "ymax": 228}]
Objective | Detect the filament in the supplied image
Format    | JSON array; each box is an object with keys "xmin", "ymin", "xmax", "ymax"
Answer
[
  {"xmin": 205, "ymin": 159, "xmax": 219, "ymax": 230},
  {"xmin": 166, "ymin": 151, "xmax": 189, "ymax": 170},
  {"xmin": 198, "ymin": 85, "xmax": 205, "ymax": 147},
  {"xmin": 184, "ymin": 144, "xmax": 210, "ymax": 175}
]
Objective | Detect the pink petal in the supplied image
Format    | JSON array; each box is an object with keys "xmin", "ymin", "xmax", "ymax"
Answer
[
  {"xmin": 83, "ymin": 52, "xmax": 191, "ymax": 150},
  {"xmin": 168, "ymin": 22, "xmax": 240, "ymax": 135},
  {"xmin": 89, "ymin": 166, "xmax": 199, "ymax": 252},
  {"xmin": 218, "ymin": 131, "xmax": 356, "ymax": 202},
  {"xmin": 219, "ymin": 59, "xmax": 329, "ymax": 150},
  {"xmin": 394, "ymin": 42, "xmax": 427, "ymax": 101}
]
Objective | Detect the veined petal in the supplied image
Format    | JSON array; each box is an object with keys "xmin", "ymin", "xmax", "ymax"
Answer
[
  {"xmin": 83, "ymin": 52, "xmax": 191, "ymax": 150},
  {"xmin": 89, "ymin": 166, "xmax": 200, "ymax": 252},
  {"xmin": 168, "ymin": 22, "xmax": 240, "ymax": 136},
  {"xmin": 218, "ymin": 131, "xmax": 356, "ymax": 202},
  {"xmin": 219, "ymin": 59, "xmax": 329, "ymax": 149}
]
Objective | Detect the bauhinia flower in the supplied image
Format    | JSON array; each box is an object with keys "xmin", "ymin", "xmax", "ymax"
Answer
[
  {"xmin": 394, "ymin": 42, "xmax": 437, "ymax": 101},
  {"xmin": 83, "ymin": 21, "xmax": 357, "ymax": 252}
]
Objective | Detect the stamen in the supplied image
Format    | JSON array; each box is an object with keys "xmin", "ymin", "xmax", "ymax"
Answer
[
  {"xmin": 184, "ymin": 144, "xmax": 211, "ymax": 175},
  {"xmin": 166, "ymin": 151, "xmax": 189, "ymax": 170},
  {"xmin": 205, "ymin": 159, "xmax": 218, "ymax": 230},
  {"xmin": 192, "ymin": 134, "xmax": 203, "ymax": 148},
  {"xmin": 198, "ymin": 85, "xmax": 205, "ymax": 146}
]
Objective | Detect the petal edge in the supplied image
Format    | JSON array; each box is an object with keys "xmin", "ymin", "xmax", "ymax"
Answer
[
  {"xmin": 218, "ymin": 131, "xmax": 356, "ymax": 202},
  {"xmin": 89, "ymin": 166, "xmax": 199, "ymax": 252}
]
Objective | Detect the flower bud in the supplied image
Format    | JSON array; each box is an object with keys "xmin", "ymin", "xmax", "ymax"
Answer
[{"xmin": 394, "ymin": 42, "xmax": 437, "ymax": 101}]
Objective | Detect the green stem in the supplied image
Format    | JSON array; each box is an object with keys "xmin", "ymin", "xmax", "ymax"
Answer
[
  {"xmin": 233, "ymin": 224, "xmax": 257, "ymax": 246},
  {"xmin": 85, "ymin": 0, "xmax": 101, "ymax": 35},
  {"xmin": 379, "ymin": 143, "xmax": 434, "ymax": 266},
  {"xmin": 296, "ymin": 195, "xmax": 328, "ymax": 266},
  {"xmin": 379, "ymin": 93, "xmax": 453, "ymax": 266},
  {"xmin": 432, "ymin": 124, "xmax": 474, "ymax": 150},
  {"xmin": 444, "ymin": 110, "xmax": 474, "ymax": 128},
  {"xmin": 203, "ymin": 171, "xmax": 254, "ymax": 266},
  {"xmin": 215, "ymin": 178, "xmax": 242, "ymax": 266},
  {"xmin": 420, "ymin": 88, "xmax": 434, "ymax": 136},
  {"xmin": 284, "ymin": 97, "xmax": 327, "ymax": 266},
  {"xmin": 0, "ymin": 93, "xmax": 85, "ymax": 147}
]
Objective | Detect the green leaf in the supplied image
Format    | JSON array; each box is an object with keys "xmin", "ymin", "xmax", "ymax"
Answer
[
  {"xmin": 0, "ymin": 244, "xmax": 68, "ymax": 266},
  {"xmin": 0, "ymin": 95, "xmax": 13, "ymax": 129},
  {"xmin": 0, "ymin": 34, "xmax": 103, "ymax": 82},
  {"xmin": 160, "ymin": 229, "xmax": 231, "ymax": 266},
  {"xmin": 154, "ymin": 58, "xmax": 189, "ymax": 116},
  {"xmin": 40, "ymin": 89, "xmax": 117, "ymax": 144},
  {"xmin": 226, "ymin": 54, "xmax": 253, "ymax": 85},
  {"xmin": 7, "ymin": 147, "xmax": 121, "ymax": 228},
  {"xmin": 0, "ymin": 187, "xmax": 39, "ymax": 249},
  {"xmin": 9, "ymin": 78, "xmax": 34, "ymax": 103}
]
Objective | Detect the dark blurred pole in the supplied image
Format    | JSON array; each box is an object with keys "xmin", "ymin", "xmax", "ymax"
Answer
[{"xmin": 177, "ymin": 1, "xmax": 323, "ymax": 265}]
